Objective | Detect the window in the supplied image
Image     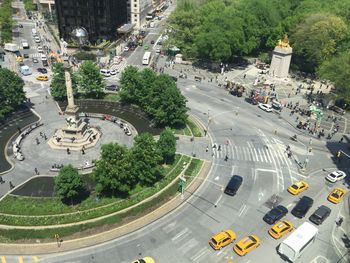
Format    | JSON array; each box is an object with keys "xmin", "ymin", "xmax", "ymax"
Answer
[{"xmin": 134, "ymin": 4, "xmax": 137, "ymax": 7}]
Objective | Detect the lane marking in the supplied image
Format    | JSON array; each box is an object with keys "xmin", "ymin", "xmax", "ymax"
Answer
[
  {"xmin": 191, "ymin": 247, "xmax": 209, "ymax": 261},
  {"xmin": 171, "ymin": 227, "xmax": 189, "ymax": 242},
  {"xmin": 214, "ymin": 194, "xmax": 223, "ymax": 207}
]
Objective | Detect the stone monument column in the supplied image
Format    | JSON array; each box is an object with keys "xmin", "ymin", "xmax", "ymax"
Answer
[
  {"xmin": 269, "ymin": 34, "xmax": 293, "ymax": 78},
  {"xmin": 64, "ymin": 63, "xmax": 78, "ymax": 116}
]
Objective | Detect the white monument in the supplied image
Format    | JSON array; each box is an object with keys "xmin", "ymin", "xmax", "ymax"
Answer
[
  {"xmin": 269, "ymin": 34, "xmax": 293, "ymax": 78},
  {"xmin": 48, "ymin": 62, "xmax": 101, "ymax": 151}
]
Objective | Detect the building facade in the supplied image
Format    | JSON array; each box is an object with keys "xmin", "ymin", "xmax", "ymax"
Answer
[
  {"xmin": 55, "ymin": 0, "xmax": 127, "ymax": 43},
  {"xmin": 127, "ymin": 0, "xmax": 165, "ymax": 29}
]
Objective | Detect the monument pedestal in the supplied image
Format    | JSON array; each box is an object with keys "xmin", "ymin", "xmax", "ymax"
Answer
[
  {"xmin": 48, "ymin": 62, "xmax": 101, "ymax": 151},
  {"xmin": 269, "ymin": 35, "xmax": 293, "ymax": 78}
]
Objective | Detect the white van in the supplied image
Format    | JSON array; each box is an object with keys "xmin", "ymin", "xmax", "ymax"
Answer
[
  {"xmin": 41, "ymin": 54, "xmax": 47, "ymax": 61},
  {"xmin": 100, "ymin": 69, "xmax": 110, "ymax": 77}
]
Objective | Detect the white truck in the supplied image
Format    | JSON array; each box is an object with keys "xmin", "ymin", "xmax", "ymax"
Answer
[
  {"xmin": 22, "ymin": 39, "xmax": 29, "ymax": 49},
  {"xmin": 4, "ymin": 43, "xmax": 19, "ymax": 52}
]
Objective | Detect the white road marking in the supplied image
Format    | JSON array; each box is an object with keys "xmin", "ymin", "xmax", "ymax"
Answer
[
  {"xmin": 214, "ymin": 176, "xmax": 220, "ymax": 181},
  {"xmin": 310, "ymin": 255, "xmax": 330, "ymax": 263},
  {"xmin": 238, "ymin": 204, "xmax": 247, "ymax": 217},
  {"xmin": 162, "ymin": 221, "xmax": 177, "ymax": 233},
  {"xmin": 214, "ymin": 194, "xmax": 223, "ymax": 207},
  {"xmin": 231, "ymin": 145, "xmax": 235, "ymax": 159},
  {"xmin": 286, "ymin": 203, "xmax": 294, "ymax": 208},
  {"xmin": 243, "ymin": 147, "xmax": 249, "ymax": 160},
  {"xmin": 178, "ymin": 238, "xmax": 198, "ymax": 254},
  {"xmin": 191, "ymin": 247, "xmax": 210, "ymax": 261},
  {"xmin": 258, "ymin": 192, "xmax": 264, "ymax": 201},
  {"xmin": 231, "ymin": 165, "xmax": 235, "ymax": 175},
  {"xmin": 171, "ymin": 227, "xmax": 189, "ymax": 242},
  {"xmin": 253, "ymin": 148, "xmax": 259, "ymax": 162}
]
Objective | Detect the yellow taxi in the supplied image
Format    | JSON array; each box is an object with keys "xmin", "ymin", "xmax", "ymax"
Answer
[
  {"xmin": 36, "ymin": 75, "xmax": 49, "ymax": 81},
  {"xmin": 287, "ymin": 180, "xmax": 309, "ymax": 195},
  {"xmin": 268, "ymin": 220, "xmax": 294, "ymax": 239},
  {"xmin": 16, "ymin": 56, "xmax": 23, "ymax": 62},
  {"xmin": 209, "ymin": 229, "xmax": 236, "ymax": 250},
  {"xmin": 233, "ymin": 235, "xmax": 260, "ymax": 256},
  {"xmin": 132, "ymin": 257, "xmax": 155, "ymax": 263},
  {"xmin": 327, "ymin": 187, "xmax": 346, "ymax": 204}
]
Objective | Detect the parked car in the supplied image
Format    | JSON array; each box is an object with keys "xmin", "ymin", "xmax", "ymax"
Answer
[
  {"xmin": 329, "ymin": 105, "xmax": 345, "ymax": 115},
  {"xmin": 124, "ymin": 46, "xmax": 129, "ymax": 52},
  {"xmin": 23, "ymin": 53, "xmax": 29, "ymax": 58},
  {"xmin": 326, "ymin": 170, "xmax": 346, "ymax": 183},
  {"xmin": 291, "ymin": 196, "xmax": 314, "ymax": 218},
  {"xmin": 36, "ymin": 75, "xmax": 48, "ymax": 81},
  {"xmin": 309, "ymin": 205, "xmax": 331, "ymax": 225},
  {"xmin": 258, "ymin": 103, "xmax": 272, "ymax": 112},
  {"xmin": 105, "ymin": 85, "xmax": 119, "ymax": 92},
  {"xmin": 32, "ymin": 58, "xmax": 38, "ymax": 63},
  {"xmin": 263, "ymin": 205, "xmax": 288, "ymax": 224},
  {"xmin": 110, "ymin": 69, "xmax": 118, "ymax": 75},
  {"xmin": 37, "ymin": 68, "xmax": 47, "ymax": 74},
  {"xmin": 224, "ymin": 175, "xmax": 243, "ymax": 196},
  {"xmin": 209, "ymin": 229, "xmax": 236, "ymax": 250}
]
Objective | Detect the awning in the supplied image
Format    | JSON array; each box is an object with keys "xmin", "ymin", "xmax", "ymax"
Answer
[{"xmin": 117, "ymin": 24, "xmax": 135, "ymax": 34}]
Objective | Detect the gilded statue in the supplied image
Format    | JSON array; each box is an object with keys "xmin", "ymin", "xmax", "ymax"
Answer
[{"xmin": 277, "ymin": 34, "xmax": 291, "ymax": 48}]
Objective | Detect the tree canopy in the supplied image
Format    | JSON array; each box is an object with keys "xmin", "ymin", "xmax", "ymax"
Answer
[
  {"xmin": 120, "ymin": 66, "xmax": 188, "ymax": 128},
  {"xmin": 54, "ymin": 165, "xmax": 86, "ymax": 203},
  {"xmin": 157, "ymin": 128, "xmax": 177, "ymax": 164},
  {"xmin": 0, "ymin": 68, "xmax": 25, "ymax": 121},
  {"xmin": 50, "ymin": 63, "xmax": 77, "ymax": 100},
  {"xmin": 78, "ymin": 61, "xmax": 105, "ymax": 98}
]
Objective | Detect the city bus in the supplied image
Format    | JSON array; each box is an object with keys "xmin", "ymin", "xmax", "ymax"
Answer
[
  {"xmin": 142, "ymin": 51, "xmax": 151, "ymax": 65},
  {"xmin": 278, "ymin": 222, "xmax": 318, "ymax": 262}
]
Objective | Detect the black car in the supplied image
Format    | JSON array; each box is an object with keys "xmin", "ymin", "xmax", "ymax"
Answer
[
  {"xmin": 151, "ymin": 40, "xmax": 155, "ymax": 44},
  {"xmin": 37, "ymin": 68, "xmax": 47, "ymax": 74},
  {"xmin": 263, "ymin": 205, "xmax": 288, "ymax": 224},
  {"xmin": 105, "ymin": 85, "xmax": 119, "ymax": 91},
  {"xmin": 23, "ymin": 53, "xmax": 29, "ymax": 58},
  {"xmin": 224, "ymin": 175, "xmax": 243, "ymax": 196},
  {"xmin": 291, "ymin": 196, "xmax": 314, "ymax": 218},
  {"xmin": 309, "ymin": 205, "xmax": 331, "ymax": 225}
]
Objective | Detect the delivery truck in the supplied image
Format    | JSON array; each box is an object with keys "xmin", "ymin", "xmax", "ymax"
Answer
[{"xmin": 4, "ymin": 43, "xmax": 19, "ymax": 52}]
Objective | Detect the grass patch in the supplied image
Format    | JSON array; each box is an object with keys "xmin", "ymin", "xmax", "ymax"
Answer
[
  {"xmin": 0, "ymin": 180, "xmax": 181, "ymax": 241},
  {"xmin": 185, "ymin": 159, "xmax": 203, "ymax": 178},
  {"xmin": 0, "ymin": 156, "xmax": 190, "ymax": 226},
  {"xmin": 187, "ymin": 119, "xmax": 202, "ymax": 137},
  {"xmin": 103, "ymin": 93, "xmax": 120, "ymax": 102}
]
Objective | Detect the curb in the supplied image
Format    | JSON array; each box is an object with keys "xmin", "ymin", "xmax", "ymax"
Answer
[{"xmin": 0, "ymin": 160, "xmax": 212, "ymax": 254}]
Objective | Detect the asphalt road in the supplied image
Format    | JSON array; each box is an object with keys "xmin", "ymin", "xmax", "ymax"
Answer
[{"xmin": 1, "ymin": 2, "xmax": 348, "ymax": 263}]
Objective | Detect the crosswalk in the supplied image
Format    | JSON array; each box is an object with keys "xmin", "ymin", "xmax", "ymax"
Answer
[
  {"xmin": 0, "ymin": 256, "xmax": 39, "ymax": 263},
  {"xmin": 212, "ymin": 143, "xmax": 293, "ymax": 166},
  {"xmin": 109, "ymin": 60, "xmax": 127, "ymax": 73},
  {"xmin": 163, "ymin": 223, "xmax": 232, "ymax": 262}
]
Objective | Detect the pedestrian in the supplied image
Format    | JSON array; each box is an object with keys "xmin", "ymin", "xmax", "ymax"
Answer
[
  {"xmin": 206, "ymin": 146, "xmax": 209, "ymax": 152},
  {"xmin": 67, "ymin": 148, "xmax": 70, "ymax": 154},
  {"xmin": 288, "ymin": 93, "xmax": 291, "ymax": 98},
  {"xmin": 243, "ymin": 73, "xmax": 246, "ymax": 79},
  {"xmin": 224, "ymin": 155, "xmax": 228, "ymax": 161},
  {"xmin": 339, "ymin": 137, "xmax": 344, "ymax": 143},
  {"xmin": 34, "ymin": 167, "xmax": 39, "ymax": 175},
  {"xmin": 0, "ymin": 176, "xmax": 4, "ymax": 184},
  {"xmin": 336, "ymin": 217, "xmax": 343, "ymax": 227},
  {"xmin": 218, "ymin": 145, "xmax": 221, "ymax": 151},
  {"xmin": 36, "ymin": 138, "xmax": 40, "ymax": 145},
  {"xmin": 9, "ymin": 181, "xmax": 14, "ymax": 189}
]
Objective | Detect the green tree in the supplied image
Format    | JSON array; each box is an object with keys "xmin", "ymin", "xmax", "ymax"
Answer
[
  {"xmin": 119, "ymin": 66, "xmax": 142, "ymax": 103},
  {"xmin": 318, "ymin": 51, "xmax": 350, "ymax": 103},
  {"xmin": 78, "ymin": 60, "xmax": 105, "ymax": 98},
  {"xmin": 23, "ymin": 0, "xmax": 35, "ymax": 11},
  {"xmin": 50, "ymin": 63, "xmax": 77, "ymax": 100},
  {"xmin": 130, "ymin": 133, "xmax": 162, "ymax": 186},
  {"xmin": 157, "ymin": 128, "xmax": 177, "ymax": 164},
  {"xmin": 291, "ymin": 13, "xmax": 348, "ymax": 72},
  {"xmin": 150, "ymin": 74, "xmax": 188, "ymax": 127},
  {"xmin": 54, "ymin": 165, "xmax": 86, "ymax": 203},
  {"xmin": 93, "ymin": 143, "xmax": 135, "ymax": 196},
  {"xmin": 0, "ymin": 68, "xmax": 25, "ymax": 121}
]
